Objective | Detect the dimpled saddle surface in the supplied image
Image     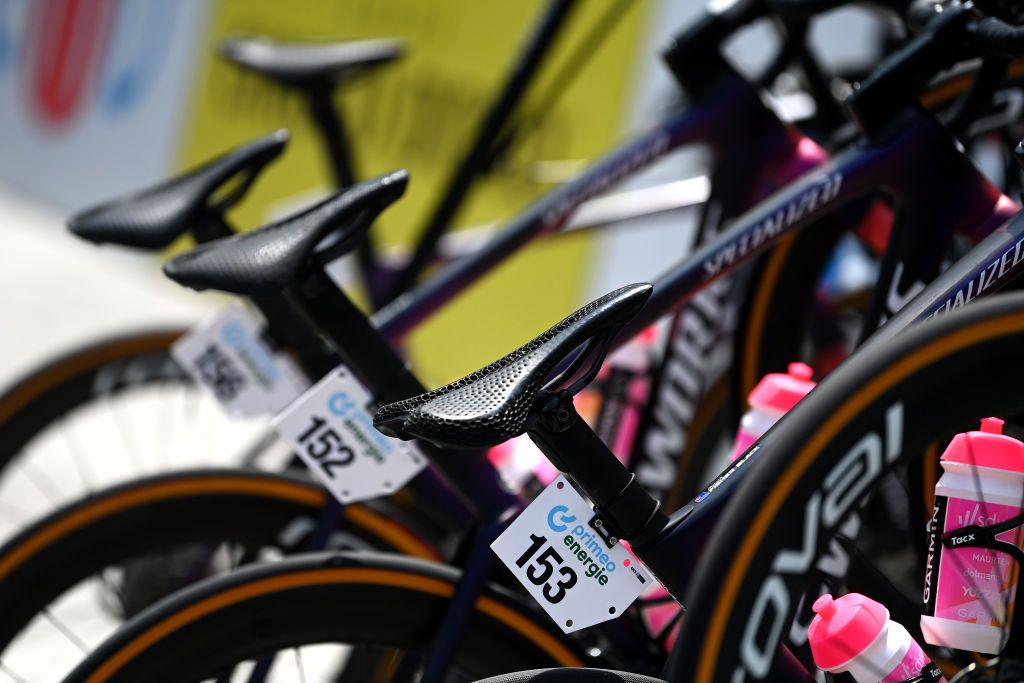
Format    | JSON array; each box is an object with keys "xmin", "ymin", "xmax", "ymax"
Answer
[
  {"xmin": 374, "ymin": 283, "xmax": 652, "ymax": 449},
  {"xmin": 163, "ymin": 170, "xmax": 408, "ymax": 296},
  {"xmin": 68, "ymin": 130, "xmax": 288, "ymax": 249},
  {"xmin": 221, "ymin": 37, "xmax": 403, "ymax": 88}
]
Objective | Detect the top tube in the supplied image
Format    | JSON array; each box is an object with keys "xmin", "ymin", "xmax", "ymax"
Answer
[{"xmin": 373, "ymin": 73, "xmax": 778, "ymax": 342}]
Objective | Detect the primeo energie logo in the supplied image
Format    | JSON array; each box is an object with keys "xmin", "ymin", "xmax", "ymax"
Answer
[{"xmin": 547, "ymin": 504, "xmax": 616, "ymax": 585}]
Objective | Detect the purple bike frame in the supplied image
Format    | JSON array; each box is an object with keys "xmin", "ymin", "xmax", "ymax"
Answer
[
  {"xmin": 617, "ymin": 107, "xmax": 1018, "ymax": 346},
  {"xmin": 372, "ymin": 65, "xmax": 823, "ymax": 344}
]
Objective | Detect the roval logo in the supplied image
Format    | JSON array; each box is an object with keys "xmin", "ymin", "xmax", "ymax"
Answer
[{"xmin": 733, "ymin": 402, "xmax": 904, "ymax": 680}]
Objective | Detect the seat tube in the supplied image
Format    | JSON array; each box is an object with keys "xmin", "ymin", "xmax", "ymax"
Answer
[
  {"xmin": 287, "ymin": 267, "xmax": 520, "ymax": 516},
  {"xmin": 528, "ymin": 391, "xmax": 668, "ymax": 546}
]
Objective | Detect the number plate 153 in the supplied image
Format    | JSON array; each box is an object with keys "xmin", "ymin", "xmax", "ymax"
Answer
[
  {"xmin": 272, "ymin": 365, "xmax": 426, "ymax": 503},
  {"xmin": 491, "ymin": 475, "xmax": 654, "ymax": 633}
]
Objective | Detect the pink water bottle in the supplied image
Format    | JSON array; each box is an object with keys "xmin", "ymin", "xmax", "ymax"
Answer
[
  {"xmin": 809, "ymin": 593, "xmax": 943, "ymax": 683},
  {"xmin": 920, "ymin": 417, "xmax": 1024, "ymax": 654},
  {"xmin": 731, "ymin": 362, "xmax": 816, "ymax": 460}
]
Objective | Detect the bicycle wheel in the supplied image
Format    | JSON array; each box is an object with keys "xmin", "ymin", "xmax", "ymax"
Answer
[
  {"xmin": 671, "ymin": 291, "xmax": 1024, "ymax": 681},
  {"xmin": 63, "ymin": 551, "xmax": 589, "ymax": 682},
  {"xmin": 0, "ymin": 468, "xmax": 439, "ymax": 681},
  {"xmin": 0, "ymin": 329, "xmax": 292, "ymax": 540},
  {"xmin": 670, "ymin": 63, "xmax": 1024, "ymax": 508}
]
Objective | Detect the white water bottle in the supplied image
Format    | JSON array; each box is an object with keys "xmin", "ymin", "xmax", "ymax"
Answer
[
  {"xmin": 920, "ymin": 417, "xmax": 1024, "ymax": 654},
  {"xmin": 731, "ymin": 362, "xmax": 815, "ymax": 460},
  {"xmin": 809, "ymin": 593, "xmax": 944, "ymax": 683}
]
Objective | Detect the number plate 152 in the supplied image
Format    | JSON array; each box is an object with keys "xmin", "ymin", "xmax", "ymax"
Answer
[{"xmin": 273, "ymin": 365, "xmax": 426, "ymax": 503}]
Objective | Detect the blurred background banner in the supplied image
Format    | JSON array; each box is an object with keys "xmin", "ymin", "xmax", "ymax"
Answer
[
  {"xmin": 0, "ymin": 0, "xmax": 654, "ymax": 384},
  {"xmin": 178, "ymin": 0, "xmax": 651, "ymax": 384},
  {"xmin": 0, "ymin": 0, "xmax": 210, "ymax": 209}
]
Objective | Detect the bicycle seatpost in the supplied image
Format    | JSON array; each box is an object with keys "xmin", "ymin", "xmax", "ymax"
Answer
[{"xmin": 527, "ymin": 390, "xmax": 669, "ymax": 548}]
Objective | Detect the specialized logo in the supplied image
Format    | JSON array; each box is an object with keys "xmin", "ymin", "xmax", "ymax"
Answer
[
  {"xmin": 701, "ymin": 172, "xmax": 843, "ymax": 277},
  {"xmin": 541, "ymin": 128, "xmax": 671, "ymax": 229},
  {"xmin": 927, "ymin": 234, "xmax": 1024, "ymax": 321},
  {"xmin": 732, "ymin": 401, "xmax": 903, "ymax": 680}
]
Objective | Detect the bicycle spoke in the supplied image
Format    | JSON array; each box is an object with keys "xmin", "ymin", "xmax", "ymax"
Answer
[
  {"xmin": 15, "ymin": 460, "xmax": 62, "ymax": 504},
  {"xmin": 102, "ymin": 395, "xmax": 146, "ymax": 473},
  {"xmin": 58, "ymin": 419, "xmax": 93, "ymax": 493},
  {"xmin": 0, "ymin": 661, "xmax": 31, "ymax": 683},
  {"xmin": 41, "ymin": 608, "xmax": 90, "ymax": 653},
  {"xmin": 155, "ymin": 383, "xmax": 175, "ymax": 469}
]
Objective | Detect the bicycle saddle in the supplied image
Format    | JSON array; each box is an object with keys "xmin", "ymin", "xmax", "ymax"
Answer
[
  {"xmin": 374, "ymin": 283, "xmax": 652, "ymax": 449},
  {"xmin": 163, "ymin": 170, "xmax": 408, "ymax": 296},
  {"xmin": 220, "ymin": 37, "xmax": 403, "ymax": 89},
  {"xmin": 68, "ymin": 130, "xmax": 287, "ymax": 250}
]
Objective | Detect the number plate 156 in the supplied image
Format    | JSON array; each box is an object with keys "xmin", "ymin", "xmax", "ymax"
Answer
[
  {"xmin": 491, "ymin": 475, "xmax": 654, "ymax": 633},
  {"xmin": 273, "ymin": 365, "xmax": 426, "ymax": 503}
]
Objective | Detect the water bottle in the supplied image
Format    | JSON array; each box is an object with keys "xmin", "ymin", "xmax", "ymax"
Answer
[
  {"xmin": 732, "ymin": 361, "xmax": 815, "ymax": 460},
  {"xmin": 809, "ymin": 593, "xmax": 943, "ymax": 683},
  {"xmin": 592, "ymin": 327, "xmax": 656, "ymax": 459},
  {"xmin": 920, "ymin": 417, "xmax": 1024, "ymax": 654}
]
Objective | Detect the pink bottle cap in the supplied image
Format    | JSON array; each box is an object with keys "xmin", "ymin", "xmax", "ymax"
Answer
[
  {"xmin": 940, "ymin": 417, "xmax": 1024, "ymax": 473},
  {"xmin": 747, "ymin": 362, "xmax": 816, "ymax": 413},
  {"xmin": 808, "ymin": 593, "xmax": 889, "ymax": 671}
]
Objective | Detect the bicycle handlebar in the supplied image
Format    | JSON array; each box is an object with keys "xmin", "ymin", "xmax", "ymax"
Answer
[
  {"xmin": 766, "ymin": 0, "xmax": 912, "ymax": 17},
  {"xmin": 970, "ymin": 14, "xmax": 1024, "ymax": 56}
]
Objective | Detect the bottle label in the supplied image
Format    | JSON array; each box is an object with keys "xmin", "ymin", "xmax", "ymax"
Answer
[
  {"xmin": 924, "ymin": 493, "xmax": 1022, "ymax": 628},
  {"xmin": 881, "ymin": 639, "xmax": 931, "ymax": 683}
]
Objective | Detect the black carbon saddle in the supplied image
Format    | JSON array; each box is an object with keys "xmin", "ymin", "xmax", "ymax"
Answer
[
  {"xmin": 68, "ymin": 130, "xmax": 287, "ymax": 249},
  {"xmin": 163, "ymin": 170, "xmax": 408, "ymax": 296},
  {"xmin": 220, "ymin": 37, "xmax": 403, "ymax": 89},
  {"xmin": 374, "ymin": 283, "xmax": 652, "ymax": 449}
]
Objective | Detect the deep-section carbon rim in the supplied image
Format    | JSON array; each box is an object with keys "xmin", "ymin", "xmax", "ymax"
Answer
[{"xmin": 673, "ymin": 292, "xmax": 1024, "ymax": 682}]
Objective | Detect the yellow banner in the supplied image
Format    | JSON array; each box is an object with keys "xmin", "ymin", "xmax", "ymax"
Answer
[{"xmin": 178, "ymin": 0, "xmax": 649, "ymax": 383}]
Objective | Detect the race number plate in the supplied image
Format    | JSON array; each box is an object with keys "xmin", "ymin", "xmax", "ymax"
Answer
[
  {"xmin": 491, "ymin": 475, "xmax": 653, "ymax": 633},
  {"xmin": 171, "ymin": 304, "xmax": 308, "ymax": 417},
  {"xmin": 272, "ymin": 365, "xmax": 426, "ymax": 503}
]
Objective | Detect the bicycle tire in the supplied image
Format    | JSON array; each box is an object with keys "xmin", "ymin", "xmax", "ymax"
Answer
[
  {"xmin": 671, "ymin": 291, "xmax": 1024, "ymax": 682},
  {"xmin": 665, "ymin": 63, "xmax": 1024, "ymax": 507},
  {"xmin": 0, "ymin": 329, "xmax": 187, "ymax": 471},
  {"xmin": 64, "ymin": 551, "xmax": 589, "ymax": 682},
  {"xmin": 0, "ymin": 468, "xmax": 439, "ymax": 657}
]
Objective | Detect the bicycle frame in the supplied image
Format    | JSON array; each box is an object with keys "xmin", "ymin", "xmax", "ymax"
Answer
[
  {"xmin": 500, "ymin": 101, "xmax": 1020, "ymax": 681},
  {"xmin": 373, "ymin": 60, "xmax": 820, "ymax": 343},
  {"xmin": 618, "ymin": 107, "xmax": 1018, "ymax": 344},
  {"xmin": 185, "ymin": 22, "xmax": 1020, "ymax": 681}
]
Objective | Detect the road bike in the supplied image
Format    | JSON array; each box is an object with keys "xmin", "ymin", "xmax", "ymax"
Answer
[
  {"xmin": 54, "ymin": 5, "xmax": 1024, "ymax": 681},
  {"xmin": 0, "ymin": 0, "xmax": 938, "ymax": 540}
]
